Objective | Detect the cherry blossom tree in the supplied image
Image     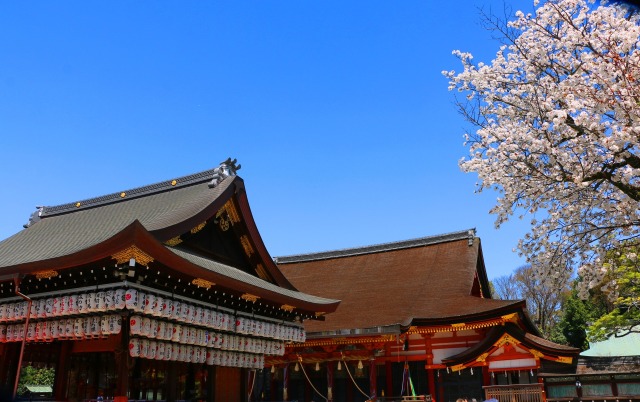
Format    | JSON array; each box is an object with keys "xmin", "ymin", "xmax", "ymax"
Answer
[{"xmin": 444, "ymin": 0, "xmax": 640, "ymax": 334}]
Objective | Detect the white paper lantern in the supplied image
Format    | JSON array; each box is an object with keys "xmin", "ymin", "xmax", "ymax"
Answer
[
  {"xmin": 65, "ymin": 319, "xmax": 74, "ymax": 339},
  {"xmin": 172, "ymin": 324, "xmax": 182, "ymax": 342},
  {"xmin": 0, "ymin": 304, "xmax": 7, "ymax": 322},
  {"xmin": 143, "ymin": 294, "xmax": 155, "ymax": 315},
  {"xmin": 86, "ymin": 292, "xmax": 96, "ymax": 313},
  {"xmin": 154, "ymin": 296, "xmax": 164, "ymax": 317},
  {"xmin": 115, "ymin": 289, "xmax": 126, "ymax": 309},
  {"xmin": 156, "ymin": 341, "xmax": 165, "ymax": 360},
  {"xmin": 129, "ymin": 338, "xmax": 140, "ymax": 357},
  {"xmin": 67, "ymin": 295, "xmax": 78, "ymax": 315},
  {"xmin": 101, "ymin": 316, "xmax": 111, "ymax": 335},
  {"xmin": 163, "ymin": 321, "xmax": 173, "ymax": 341},
  {"xmin": 50, "ymin": 320, "xmax": 60, "ymax": 339},
  {"xmin": 148, "ymin": 341, "xmax": 157, "ymax": 360},
  {"xmin": 58, "ymin": 320, "xmax": 67, "ymax": 340},
  {"xmin": 110, "ymin": 315, "xmax": 122, "ymax": 334},
  {"xmin": 164, "ymin": 342, "xmax": 173, "ymax": 361},
  {"xmin": 171, "ymin": 301, "xmax": 182, "ymax": 321},
  {"xmin": 59, "ymin": 296, "xmax": 69, "ymax": 316},
  {"xmin": 96, "ymin": 291, "xmax": 106, "ymax": 312}
]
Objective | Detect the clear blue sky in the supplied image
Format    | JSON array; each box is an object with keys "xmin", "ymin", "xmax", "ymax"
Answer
[{"xmin": 0, "ymin": 1, "xmax": 535, "ymax": 280}]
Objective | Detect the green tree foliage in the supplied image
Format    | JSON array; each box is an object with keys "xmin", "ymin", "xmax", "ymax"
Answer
[
  {"xmin": 17, "ymin": 365, "xmax": 55, "ymax": 396},
  {"xmin": 550, "ymin": 286, "xmax": 608, "ymax": 350},
  {"xmin": 588, "ymin": 247, "xmax": 640, "ymax": 341}
]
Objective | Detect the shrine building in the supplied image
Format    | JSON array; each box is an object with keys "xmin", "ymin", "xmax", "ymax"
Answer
[
  {"xmin": 0, "ymin": 161, "xmax": 339, "ymax": 401},
  {"xmin": 264, "ymin": 230, "xmax": 580, "ymax": 402}
]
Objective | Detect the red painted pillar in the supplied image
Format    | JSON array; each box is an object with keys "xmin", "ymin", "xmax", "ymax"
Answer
[
  {"xmin": 386, "ymin": 361, "xmax": 393, "ymax": 398},
  {"xmin": 428, "ymin": 369, "xmax": 436, "ymax": 402},
  {"xmin": 424, "ymin": 334, "xmax": 436, "ymax": 402},
  {"xmin": 369, "ymin": 359, "xmax": 377, "ymax": 399},
  {"xmin": 481, "ymin": 366, "xmax": 491, "ymax": 400}
]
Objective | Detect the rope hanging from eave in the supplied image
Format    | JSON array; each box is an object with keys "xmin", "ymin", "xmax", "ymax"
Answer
[
  {"xmin": 297, "ymin": 356, "xmax": 328, "ymax": 402},
  {"xmin": 341, "ymin": 354, "xmax": 373, "ymax": 401}
]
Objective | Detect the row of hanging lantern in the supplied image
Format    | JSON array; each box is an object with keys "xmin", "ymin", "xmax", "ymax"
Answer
[
  {"xmin": 0, "ymin": 288, "xmax": 305, "ymax": 343},
  {"xmin": 0, "ymin": 290, "xmax": 128, "ymax": 321},
  {"xmin": 128, "ymin": 338, "xmax": 265, "ymax": 368},
  {"xmin": 124, "ymin": 289, "xmax": 304, "ymax": 342},
  {"xmin": 0, "ymin": 314, "xmax": 122, "ymax": 343},
  {"xmin": 129, "ymin": 315, "xmax": 284, "ymax": 355}
]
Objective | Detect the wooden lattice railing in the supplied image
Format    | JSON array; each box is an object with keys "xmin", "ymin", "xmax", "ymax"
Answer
[{"xmin": 484, "ymin": 384, "xmax": 545, "ymax": 402}]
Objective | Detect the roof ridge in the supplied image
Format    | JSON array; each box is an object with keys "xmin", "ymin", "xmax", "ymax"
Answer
[
  {"xmin": 24, "ymin": 159, "xmax": 241, "ymax": 227},
  {"xmin": 276, "ymin": 228, "xmax": 476, "ymax": 263}
]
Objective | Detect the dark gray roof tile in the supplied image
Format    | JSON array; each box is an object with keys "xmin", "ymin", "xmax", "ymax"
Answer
[{"xmin": 0, "ymin": 173, "xmax": 233, "ymax": 269}]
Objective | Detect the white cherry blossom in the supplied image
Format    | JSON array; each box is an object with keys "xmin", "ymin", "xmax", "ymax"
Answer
[{"xmin": 445, "ymin": 0, "xmax": 640, "ymax": 296}]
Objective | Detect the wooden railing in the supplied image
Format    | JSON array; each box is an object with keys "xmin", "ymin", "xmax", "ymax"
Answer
[{"xmin": 484, "ymin": 384, "xmax": 545, "ymax": 402}]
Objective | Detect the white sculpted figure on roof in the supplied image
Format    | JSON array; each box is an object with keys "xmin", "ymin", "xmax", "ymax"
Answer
[{"xmin": 444, "ymin": 0, "xmax": 640, "ymax": 317}]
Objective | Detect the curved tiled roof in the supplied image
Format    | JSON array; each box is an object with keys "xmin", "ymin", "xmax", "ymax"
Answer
[
  {"xmin": 169, "ymin": 247, "xmax": 339, "ymax": 307},
  {"xmin": 0, "ymin": 169, "xmax": 234, "ymax": 269},
  {"xmin": 277, "ymin": 232, "xmax": 522, "ymax": 333},
  {"xmin": 442, "ymin": 323, "xmax": 580, "ymax": 366},
  {"xmin": 0, "ymin": 164, "xmax": 341, "ymax": 313}
]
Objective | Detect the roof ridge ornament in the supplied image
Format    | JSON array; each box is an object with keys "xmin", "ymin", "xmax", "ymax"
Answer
[
  {"xmin": 209, "ymin": 157, "xmax": 241, "ymax": 188},
  {"xmin": 468, "ymin": 228, "xmax": 476, "ymax": 246},
  {"xmin": 23, "ymin": 206, "xmax": 44, "ymax": 228}
]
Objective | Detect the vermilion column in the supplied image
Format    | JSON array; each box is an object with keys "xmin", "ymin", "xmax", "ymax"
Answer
[
  {"xmin": 424, "ymin": 334, "xmax": 436, "ymax": 402},
  {"xmin": 369, "ymin": 359, "xmax": 377, "ymax": 399},
  {"xmin": 385, "ymin": 361, "xmax": 393, "ymax": 397}
]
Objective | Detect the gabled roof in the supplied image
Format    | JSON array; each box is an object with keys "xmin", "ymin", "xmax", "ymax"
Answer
[
  {"xmin": 0, "ymin": 163, "xmax": 340, "ymax": 314},
  {"xmin": 443, "ymin": 323, "xmax": 580, "ymax": 368},
  {"xmin": 0, "ymin": 167, "xmax": 235, "ymax": 269},
  {"xmin": 276, "ymin": 230, "xmax": 522, "ymax": 333}
]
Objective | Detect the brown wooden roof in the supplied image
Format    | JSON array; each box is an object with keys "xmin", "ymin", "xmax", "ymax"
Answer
[
  {"xmin": 0, "ymin": 164, "xmax": 339, "ymax": 313},
  {"xmin": 277, "ymin": 230, "xmax": 523, "ymax": 333}
]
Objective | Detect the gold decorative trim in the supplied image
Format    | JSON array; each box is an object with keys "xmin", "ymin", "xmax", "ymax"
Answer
[
  {"xmin": 192, "ymin": 278, "xmax": 215, "ymax": 289},
  {"xmin": 217, "ymin": 200, "xmax": 241, "ymax": 223},
  {"xmin": 75, "ymin": 202, "xmax": 81, "ymax": 208},
  {"xmin": 298, "ymin": 334, "xmax": 395, "ymax": 347},
  {"xmin": 171, "ymin": 180, "xmax": 177, "ymax": 186},
  {"xmin": 241, "ymin": 293, "xmax": 260, "ymax": 302},
  {"xmin": 215, "ymin": 200, "xmax": 241, "ymax": 232},
  {"xmin": 529, "ymin": 349, "xmax": 544, "ymax": 359},
  {"xmin": 190, "ymin": 221, "xmax": 207, "ymax": 234},
  {"xmin": 34, "ymin": 270, "xmax": 59, "ymax": 280},
  {"xmin": 451, "ymin": 323, "xmax": 466, "ymax": 328},
  {"xmin": 501, "ymin": 313, "xmax": 519, "ymax": 324},
  {"xmin": 495, "ymin": 334, "xmax": 520, "ymax": 347},
  {"xmin": 476, "ymin": 352, "xmax": 489, "ymax": 362},
  {"xmin": 112, "ymin": 245, "xmax": 154, "ymax": 266},
  {"xmin": 218, "ymin": 215, "xmax": 230, "ymax": 231},
  {"xmin": 315, "ymin": 312, "xmax": 326, "ymax": 317},
  {"xmin": 451, "ymin": 364, "xmax": 466, "ymax": 372},
  {"xmin": 556, "ymin": 356, "xmax": 572, "ymax": 364},
  {"xmin": 281, "ymin": 304, "xmax": 295, "ymax": 312},
  {"xmin": 164, "ymin": 236, "xmax": 183, "ymax": 246},
  {"xmin": 407, "ymin": 318, "xmax": 507, "ymax": 334},
  {"xmin": 240, "ymin": 235, "xmax": 254, "ymax": 257},
  {"xmin": 120, "ymin": 192, "xmax": 126, "ymax": 198}
]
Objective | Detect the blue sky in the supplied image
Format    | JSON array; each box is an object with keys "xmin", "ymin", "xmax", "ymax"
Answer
[{"xmin": 0, "ymin": 1, "xmax": 534, "ymax": 280}]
